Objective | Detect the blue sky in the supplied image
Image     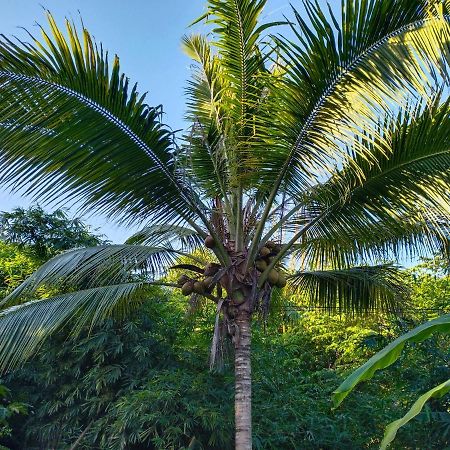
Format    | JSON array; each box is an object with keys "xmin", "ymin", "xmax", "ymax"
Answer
[{"xmin": 0, "ymin": 0, "xmax": 337, "ymax": 242}]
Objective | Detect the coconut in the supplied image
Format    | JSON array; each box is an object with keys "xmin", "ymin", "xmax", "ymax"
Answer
[
  {"xmin": 268, "ymin": 269, "xmax": 280, "ymax": 285},
  {"xmin": 259, "ymin": 246, "xmax": 271, "ymax": 258},
  {"xmin": 272, "ymin": 244, "xmax": 281, "ymax": 254},
  {"xmin": 204, "ymin": 276, "xmax": 214, "ymax": 287},
  {"xmin": 204, "ymin": 235, "xmax": 216, "ymax": 248},
  {"xmin": 265, "ymin": 241, "xmax": 276, "ymax": 249},
  {"xmin": 177, "ymin": 274, "xmax": 190, "ymax": 287},
  {"xmin": 276, "ymin": 273, "xmax": 287, "ymax": 288},
  {"xmin": 266, "ymin": 241, "xmax": 281, "ymax": 254},
  {"xmin": 204, "ymin": 262, "xmax": 221, "ymax": 276},
  {"xmin": 232, "ymin": 289, "xmax": 246, "ymax": 305},
  {"xmin": 193, "ymin": 281, "xmax": 206, "ymax": 294},
  {"xmin": 181, "ymin": 281, "xmax": 194, "ymax": 296},
  {"xmin": 255, "ymin": 259, "xmax": 268, "ymax": 272}
]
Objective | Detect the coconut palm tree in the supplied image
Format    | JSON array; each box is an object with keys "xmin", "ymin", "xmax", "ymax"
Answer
[{"xmin": 0, "ymin": 1, "xmax": 450, "ymax": 448}]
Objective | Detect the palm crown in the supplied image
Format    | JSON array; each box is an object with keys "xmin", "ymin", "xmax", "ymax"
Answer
[{"xmin": 0, "ymin": 1, "xmax": 449, "ymax": 448}]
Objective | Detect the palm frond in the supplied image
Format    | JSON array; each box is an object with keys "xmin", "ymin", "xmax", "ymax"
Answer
[
  {"xmin": 125, "ymin": 223, "xmax": 204, "ymax": 251},
  {"xmin": 289, "ymin": 265, "xmax": 408, "ymax": 314},
  {"xmin": 182, "ymin": 34, "xmax": 232, "ymax": 200},
  {"xmin": 283, "ymin": 96, "xmax": 450, "ymax": 268},
  {"xmin": 0, "ymin": 12, "xmax": 201, "ymax": 226},
  {"xmin": 257, "ymin": 0, "xmax": 450, "ymax": 200},
  {"xmin": 204, "ymin": 0, "xmax": 269, "ymax": 126},
  {"xmin": 1, "ymin": 245, "xmax": 180, "ymax": 306},
  {"xmin": 183, "ymin": 34, "xmax": 226, "ymax": 130},
  {"xmin": 0, "ymin": 282, "xmax": 148, "ymax": 372},
  {"xmin": 192, "ymin": 0, "xmax": 276, "ymax": 188}
]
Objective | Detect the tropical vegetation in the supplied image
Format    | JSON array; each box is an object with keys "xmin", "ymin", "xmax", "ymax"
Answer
[
  {"xmin": 0, "ymin": 0, "xmax": 449, "ymax": 448},
  {"xmin": 0, "ymin": 233, "xmax": 448, "ymax": 449}
]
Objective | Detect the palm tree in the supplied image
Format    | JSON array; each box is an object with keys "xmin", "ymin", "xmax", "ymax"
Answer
[{"xmin": 0, "ymin": 1, "xmax": 449, "ymax": 448}]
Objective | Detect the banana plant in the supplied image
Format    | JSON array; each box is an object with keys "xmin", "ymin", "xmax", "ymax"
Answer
[
  {"xmin": 0, "ymin": 1, "xmax": 450, "ymax": 448},
  {"xmin": 333, "ymin": 314, "xmax": 450, "ymax": 449}
]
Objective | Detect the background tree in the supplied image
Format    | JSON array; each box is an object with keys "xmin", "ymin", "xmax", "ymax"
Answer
[
  {"xmin": 0, "ymin": 1, "xmax": 449, "ymax": 449},
  {"xmin": 0, "ymin": 206, "xmax": 105, "ymax": 260}
]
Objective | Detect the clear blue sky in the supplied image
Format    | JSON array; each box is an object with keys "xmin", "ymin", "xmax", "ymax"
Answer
[{"xmin": 0, "ymin": 0, "xmax": 337, "ymax": 242}]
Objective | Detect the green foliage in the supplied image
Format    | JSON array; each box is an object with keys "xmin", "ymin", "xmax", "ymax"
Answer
[
  {"xmin": 332, "ymin": 260, "xmax": 450, "ymax": 448},
  {"xmin": 380, "ymin": 379, "xmax": 450, "ymax": 450},
  {"xmin": 407, "ymin": 256, "xmax": 450, "ymax": 315},
  {"xmin": 0, "ymin": 242, "xmax": 40, "ymax": 295},
  {"xmin": 0, "ymin": 383, "xmax": 27, "ymax": 442},
  {"xmin": 333, "ymin": 314, "xmax": 450, "ymax": 407},
  {"xmin": 0, "ymin": 206, "xmax": 105, "ymax": 259},
  {"xmin": 3, "ymin": 282, "xmax": 449, "ymax": 449},
  {"xmin": 4, "ymin": 293, "xmax": 233, "ymax": 450}
]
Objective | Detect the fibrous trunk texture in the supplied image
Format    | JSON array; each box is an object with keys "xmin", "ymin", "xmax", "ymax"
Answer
[{"xmin": 234, "ymin": 309, "xmax": 252, "ymax": 450}]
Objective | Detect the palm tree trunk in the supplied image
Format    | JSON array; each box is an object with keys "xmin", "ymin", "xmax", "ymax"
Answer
[{"xmin": 235, "ymin": 309, "xmax": 252, "ymax": 450}]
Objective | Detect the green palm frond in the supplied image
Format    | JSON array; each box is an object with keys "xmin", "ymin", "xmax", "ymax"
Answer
[
  {"xmin": 0, "ymin": 282, "xmax": 149, "ymax": 372},
  {"xmin": 292, "ymin": 217, "xmax": 450, "ymax": 270},
  {"xmin": 192, "ymin": 0, "xmax": 276, "ymax": 187},
  {"xmin": 289, "ymin": 265, "xmax": 408, "ymax": 314},
  {"xmin": 1, "ymin": 245, "xmax": 181, "ymax": 306},
  {"xmin": 282, "ymin": 96, "xmax": 450, "ymax": 268},
  {"xmin": 0, "ymin": 12, "xmax": 202, "ymax": 227},
  {"xmin": 125, "ymin": 223, "xmax": 204, "ymax": 250},
  {"xmin": 257, "ymin": 0, "xmax": 450, "ymax": 202},
  {"xmin": 183, "ymin": 34, "xmax": 226, "ymax": 130},
  {"xmin": 182, "ymin": 34, "xmax": 232, "ymax": 200},
  {"xmin": 203, "ymin": 0, "xmax": 269, "ymax": 126}
]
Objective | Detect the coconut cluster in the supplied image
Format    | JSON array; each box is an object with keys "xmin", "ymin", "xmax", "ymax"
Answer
[
  {"xmin": 255, "ymin": 241, "xmax": 286, "ymax": 288},
  {"xmin": 178, "ymin": 262, "xmax": 221, "ymax": 296}
]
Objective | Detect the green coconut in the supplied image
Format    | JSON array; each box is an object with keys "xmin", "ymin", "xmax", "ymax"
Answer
[
  {"xmin": 276, "ymin": 273, "xmax": 287, "ymax": 288},
  {"xmin": 255, "ymin": 259, "xmax": 268, "ymax": 272},
  {"xmin": 266, "ymin": 241, "xmax": 276, "ymax": 249},
  {"xmin": 232, "ymin": 289, "xmax": 246, "ymax": 305},
  {"xmin": 204, "ymin": 235, "xmax": 216, "ymax": 248},
  {"xmin": 181, "ymin": 281, "xmax": 194, "ymax": 296},
  {"xmin": 259, "ymin": 246, "xmax": 271, "ymax": 258},
  {"xmin": 193, "ymin": 281, "xmax": 206, "ymax": 294},
  {"xmin": 272, "ymin": 244, "xmax": 281, "ymax": 255},
  {"xmin": 204, "ymin": 262, "xmax": 221, "ymax": 276},
  {"xmin": 177, "ymin": 274, "xmax": 190, "ymax": 287},
  {"xmin": 266, "ymin": 241, "xmax": 281, "ymax": 254},
  {"xmin": 268, "ymin": 269, "xmax": 279, "ymax": 285}
]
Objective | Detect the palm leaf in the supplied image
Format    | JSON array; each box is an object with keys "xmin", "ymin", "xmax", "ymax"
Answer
[
  {"xmin": 265, "ymin": 0, "xmax": 450, "ymax": 193},
  {"xmin": 280, "ymin": 96, "xmax": 450, "ymax": 269},
  {"xmin": 0, "ymin": 282, "xmax": 149, "ymax": 372},
  {"xmin": 192, "ymin": 0, "xmax": 277, "ymax": 187},
  {"xmin": 1, "ymin": 244, "xmax": 180, "ymax": 306},
  {"xmin": 333, "ymin": 313, "xmax": 450, "ymax": 407},
  {"xmin": 125, "ymin": 223, "xmax": 204, "ymax": 250},
  {"xmin": 288, "ymin": 264, "xmax": 408, "ymax": 314},
  {"xmin": 250, "ymin": 0, "xmax": 450, "ymax": 257},
  {"xmin": 182, "ymin": 34, "xmax": 232, "ymax": 199},
  {"xmin": 0, "ymin": 12, "xmax": 201, "ymax": 227}
]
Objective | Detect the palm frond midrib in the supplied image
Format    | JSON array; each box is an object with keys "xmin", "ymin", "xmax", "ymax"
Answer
[
  {"xmin": 1, "ymin": 70, "xmax": 172, "ymax": 177},
  {"xmin": 290, "ymin": 14, "xmax": 450, "ymax": 157}
]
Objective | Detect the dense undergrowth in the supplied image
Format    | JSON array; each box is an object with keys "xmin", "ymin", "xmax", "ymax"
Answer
[{"xmin": 1, "ymin": 285, "xmax": 448, "ymax": 449}]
